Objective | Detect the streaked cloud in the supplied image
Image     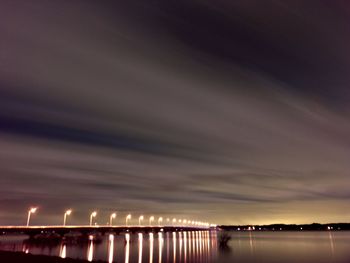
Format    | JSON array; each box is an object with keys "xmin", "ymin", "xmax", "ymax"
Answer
[{"xmin": 0, "ymin": 0, "xmax": 349, "ymax": 225}]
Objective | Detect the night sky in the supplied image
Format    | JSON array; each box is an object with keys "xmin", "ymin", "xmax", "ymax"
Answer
[{"xmin": 1, "ymin": 1, "xmax": 350, "ymax": 225}]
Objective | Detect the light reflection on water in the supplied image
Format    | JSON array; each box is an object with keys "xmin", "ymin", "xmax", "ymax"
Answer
[
  {"xmin": 108, "ymin": 234, "xmax": 114, "ymax": 263},
  {"xmin": 138, "ymin": 233, "xmax": 143, "ymax": 263},
  {"xmin": 1, "ymin": 231, "xmax": 350, "ymax": 262},
  {"xmin": 125, "ymin": 233, "xmax": 130, "ymax": 263},
  {"xmin": 87, "ymin": 235, "xmax": 94, "ymax": 262},
  {"xmin": 158, "ymin": 232, "xmax": 163, "ymax": 263},
  {"xmin": 59, "ymin": 243, "xmax": 66, "ymax": 259},
  {"xmin": 172, "ymin": 232, "xmax": 176, "ymax": 263},
  {"xmin": 183, "ymin": 232, "xmax": 187, "ymax": 263},
  {"xmin": 149, "ymin": 233, "xmax": 153, "ymax": 263}
]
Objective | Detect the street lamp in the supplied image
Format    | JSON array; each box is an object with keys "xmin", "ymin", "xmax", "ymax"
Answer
[
  {"xmin": 126, "ymin": 214, "xmax": 131, "ymax": 226},
  {"xmin": 110, "ymin": 213, "xmax": 116, "ymax": 226},
  {"xmin": 158, "ymin": 217, "xmax": 163, "ymax": 226},
  {"xmin": 90, "ymin": 211, "xmax": 97, "ymax": 226},
  {"xmin": 172, "ymin": 218, "xmax": 176, "ymax": 225},
  {"xmin": 139, "ymin": 215, "xmax": 144, "ymax": 226},
  {"xmin": 63, "ymin": 209, "xmax": 72, "ymax": 226},
  {"xmin": 26, "ymin": 207, "xmax": 37, "ymax": 227},
  {"xmin": 149, "ymin": 216, "xmax": 154, "ymax": 226}
]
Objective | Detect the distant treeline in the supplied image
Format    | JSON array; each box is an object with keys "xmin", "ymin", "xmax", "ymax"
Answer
[{"xmin": 219, "ymin": 223, "xmax": 350, "ymax": 231}]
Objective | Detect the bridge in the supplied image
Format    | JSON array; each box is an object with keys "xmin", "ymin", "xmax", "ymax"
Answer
[{"xmin": 0, "ymin": 225, "xmax": 212, "ymax": 238}]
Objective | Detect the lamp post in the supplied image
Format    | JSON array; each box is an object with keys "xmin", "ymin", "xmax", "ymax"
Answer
[
  {"xmin": 126, "ymin": 214, "xmax": 131, "ymax": 226},
  {"xmin": 139, "ymin": 215, "xmax": 144, "ymax": 226},
  {"xmin": 110, "ymin": 213, "xmax": 116, "ymax": 226},
  {"xmin": 90, "ymin": 211, "xmax": 97, "ymax": 226},
  {"xmin": 63, "ymin": 209, "xmax": 72, "ymax": 226},
  {"xmin": 172, "ymin": 218, "xmax": 176, "ymax": 225},
  {"xmin": 158, "ymin": 217, "xmax": 163, "ymax": 226},
  {"xmin": 149, "ymin": 216, "xmax": 154, "ymax": 226},
  {"xmin": 26, "ymin": 207, "xmax": 37, "ymax": 227}
]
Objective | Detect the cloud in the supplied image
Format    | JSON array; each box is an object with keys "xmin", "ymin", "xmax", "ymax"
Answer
[{"xmin": 0, "ymin": 0, "xmax": 350, "ymax": 225}]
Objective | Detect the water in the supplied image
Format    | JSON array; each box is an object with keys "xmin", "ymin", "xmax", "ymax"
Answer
[
  {"xmin": 0, "ymin": 231, "xmax": 350, "ymax": 263},
  {"xmin": 219, "ymin": 231, "xmax": 350, "ymax": 263}
]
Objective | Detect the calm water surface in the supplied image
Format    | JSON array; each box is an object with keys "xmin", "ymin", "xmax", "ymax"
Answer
[{"xmin": 0, "ymin": 231, "xmax": 350, "ymax": 263}]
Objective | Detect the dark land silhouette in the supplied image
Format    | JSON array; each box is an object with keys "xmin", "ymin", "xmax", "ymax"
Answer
[{"xmin": 219, "ymin": 223, "xmax": 350, "ymax": 231}]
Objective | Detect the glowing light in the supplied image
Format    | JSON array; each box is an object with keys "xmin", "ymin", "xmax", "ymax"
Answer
[
  {"xmin": 26, "ymin": 207, "xmax": 38, "ymax": 227},
  {"xmin": 90, "ymin": 211, "xmax": 97, "ymax": 226},
  {"xmin": 139, "ymin": 215, "xmax": 144, "ymax": 226},
  {"xmin": 149, "ymin": 216, "xmax": 155, "ymax": 225},
  {"xmin": 126, "ymin": 214, "xmax": 131, "ymax": 226},
  {"xmin": 63, "ymin": 209, "xmax": 72, "ymax": 226},
  {"xmin": 110, "ymin": 213, "xmax": 117, "ymax": 226},
  {"xmin": 158, "ymin": 217, "xmax": 163, "ymax": 226},
  {"xmin": 172, "ymin": 218, "xmax": 176, "ymax": 225}
]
